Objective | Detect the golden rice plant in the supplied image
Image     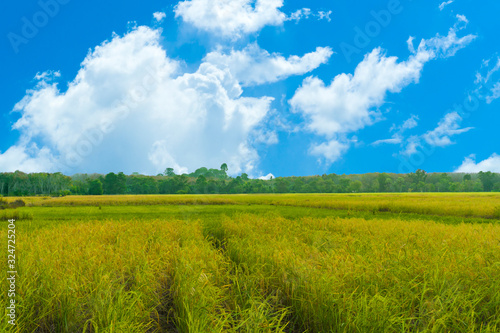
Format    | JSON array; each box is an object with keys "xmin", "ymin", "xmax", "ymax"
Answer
[{"xmin": 213, "ymin": 213, "xmax": 500, "ymax": 332}]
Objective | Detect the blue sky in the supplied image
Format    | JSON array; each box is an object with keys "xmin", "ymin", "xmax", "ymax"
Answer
[{"xmin": 1, "ymin": 0, "xmax": 499, "ymax": 178}]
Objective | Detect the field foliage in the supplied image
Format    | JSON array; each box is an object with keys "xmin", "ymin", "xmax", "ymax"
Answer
[{"xmin": 1, "ymin": 194, "xmax": 499, "ymax": 332}]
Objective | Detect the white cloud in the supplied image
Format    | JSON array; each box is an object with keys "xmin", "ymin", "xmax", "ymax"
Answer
[
  {"xmin": 406, "ymin": 36, "xmax": 416, "ymax": 54},
  {"xmin": 310, "ymin": 140, "xmax": 349, "ymax": 163},
  {"xmin": 410, "ymin": 15, "xmax": 476, "ymax": 59},
  {"xmin": 401, "ymin": 136, "xmax": 422, "ymax": 156},
  {"xmin": 1, "ymin": 26, "xmax": 275, "ymax": 176},
  {"xmin": 153, "ymin": 12, "xmax": 166, "ymax": 22},
  {"xmin": 401, "ymin": 115, "xmax": 419, "ymax": 131},
  {"xmin": 204, "ymin": 43, "xmax": 333, "ymax": 86},
  {"xmin": 400, "ymin": 112, "xmax": 472, "ymax": 156},
  {"xmin": 290, "ymin": 19, "xmax": 475, "ymax": 162},
  {"xmin": 251, "ymin": 129, "xmax": 279, "ymax": 145},
  {"xmin": 284, "ymin": 9, "xmax": 332, "ymax": 23},
  {"xmin": 374, "ymin": 115, "xmax": 417, "ymax": 146},
  {"xmin": 34, "ymin": 70, "xmax": 61, "ymax": 82},
  {"xmin": 174, "ymin": 0, "xmax": 331, "ymax": 38},
  {"xmin": 258, "ymin": 173, "xmax": 274, "ymax": 180},
  {"xmin": 174, "ymin": 0, "xmax": 287, "ymax": 38},
  {"xmin": 372, "ymin": 136, "xmax": 402, "ymax": 146},
  {"xmin": 389, "ymin": 114, "xmax": 419, "ymax": 133},
  {"xmin": 475, "ymin": 57, "xmax": 500, "ymax": 84},
  {"xmin": 317, "ymin": 11, "xmax": 332, "ymax": 22},
  {"xmin": 455, "ymin": 154, "xmax": 500, "ymax": 173},
  {"xmin": 423, "ymin": 112, "xmax": 473, "ymax": 147},
  {"xmin": 439, "ymin": 0, "xmax": 454, "ymax": 11},
  {"xmin": 475, "ymin": 56, "xmax": 500, "ymax": 104},
  {"xmin": 0, "ymin": 143, "xmax": 57, "ymax": 173},
  {"xmin": 287, "ymin": 8, "xmax": 311, "ymax": 22},
  {"xmin": 456, "ymin": 14, "xmax": 468, "ymax": 24},
  {"xmin": 290, "ymin": 48, "xmax": 426, "ymax": 137},
  {"xmin": 486, "ymin": 82, "xmax": 500, "ymax": 103}
]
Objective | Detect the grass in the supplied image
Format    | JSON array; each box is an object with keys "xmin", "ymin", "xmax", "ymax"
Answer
[{"xmin": 0, "ymin": 193, "xmax": 499, "ymax": 332}]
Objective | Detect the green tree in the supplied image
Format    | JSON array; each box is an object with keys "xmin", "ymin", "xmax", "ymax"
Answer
[
  {"xmin": 377, "ymin": 173, "xmax": 389, "ymax": 192},
  {"xmin": 88, "ymin": 179, "xmax": 103, "ymax": 195},
  {"xmin": 349, "ymin": 180, "xmax": 363, "ymax": 193},
  {"xmin": 116, "ymin": 172, "xmax": 127, "ymax": 194},
  {"xmin": 395, "ymin": 177, "xmax": 406, "ymax": 192},
  {"xmin": 408, "ymin": 169, "xmax": 427, "ymax": 187},
  {"xmin": 207, "ymin": 179, "xmax": 219, "ymax": 194},
  {"xmin": 339, "ymin": 178, "xmax": 351, "ymax": 193},
  {"xmin": 473, "ymin": 180, "xmax": 484, "ymax": 192},
  {"xmin": 195, "ymin": 175, "xmax": 208, "ymax": 194},
  {"xmin": 164, "ymin": 168, "xmax": 176, "ymax": 177},
  {"xmin": 220, "ymin": 163, "xmax": 228, "ymax": 176},
  {"xmin": 103, "ymin": 172, "xmax": 118, "ymax": 194},
  {"xmin": 192, "ymin": 167, "xmax": 208, "ymax": 177},
  {"xmin": 437, "ymin": 173, "xmax": 452, "ymax": 192},
  {"xmin": 478, "ymin": 171, "xmax": 496, "ymax": 192}
]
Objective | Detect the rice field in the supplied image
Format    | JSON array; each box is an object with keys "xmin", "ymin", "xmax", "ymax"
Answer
[{"xmin": 1, "ymin": 193, "xmax": 499, "ymax": 332}]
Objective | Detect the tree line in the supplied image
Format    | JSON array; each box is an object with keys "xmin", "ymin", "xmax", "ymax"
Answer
[{"xmin": 0, "ymin": 165, "xmax": 499, "ymax": 197}]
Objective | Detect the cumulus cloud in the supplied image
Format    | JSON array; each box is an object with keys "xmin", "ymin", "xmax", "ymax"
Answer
[
  {"xmin": 174, "ymin": 0, "xmax": 287, "ymax": 38},
  {"xmin": 422, "ymin": 112, "xmax": 473, "ymax": 147},
  {"xmin": 1, "ymin": 26, "xmax": 275, "ymax": 176},
  {"xmin": 204, "ymin": 43, "xmax": 333, "ymax": 86},
  {"xmin": 174, "ymin": 0, "xmax": 331, "ymax": 38},
  {"xmin": 258, "ymin": 173, "xmax": 274, "ymax": 180},
  {"xmin": 290, "ymin": 48, "xmax": 425, "ymax": 137},
  {"xmin": 153, "ymin": 12, "xmax": 166, "ymax": 22},
  {"xmin": 290, "ymin": 19, "xmax": 475, "ymax": 162},
  {"xmin": 0, "ymin": 143, "xmax": 57, "ymax": 173},
  {"xmin": 455, "ymin": 154, "xmax": 500, "ymax": 173},
  {"xmin": 310, "ymin": 140, "xmax": 349, "ymax": 163}
]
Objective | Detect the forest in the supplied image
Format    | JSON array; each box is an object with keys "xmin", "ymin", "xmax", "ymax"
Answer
[{"xmin": 0, "ymin": 165, "xmax": 499, "ymax": 197}]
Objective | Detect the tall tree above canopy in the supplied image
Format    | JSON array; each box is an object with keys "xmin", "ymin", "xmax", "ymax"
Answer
[
  {"xmin": 478, "ymin": 171, "xmax": 496, "ymax": 192},
  {"xmin": 220, "ymin": 163, "xmax": 228, "ymax": 178},
  {"xmin": 164, "ymin": 168, "xmax": 176, "ymax": 177}
]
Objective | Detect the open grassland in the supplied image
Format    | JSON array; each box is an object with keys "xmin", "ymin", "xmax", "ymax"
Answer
[{"xmin": 1, "ymin": 193, "xmax": 499, "ymax": 332}]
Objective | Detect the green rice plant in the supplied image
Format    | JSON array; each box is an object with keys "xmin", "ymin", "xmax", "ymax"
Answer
[
  {"xmin": 493, "ymin": 205, "xmax": 500, "ymax": 219},
  {"xmin": 16, "ymin": 192, "xmax": 500, "ymax": 219},
  {"xmin": 0, "ymin": 219, "xmax": 180, "ymax": 332},
  {"xmin": 0, "ymin": 209, "xmax": 33, "ymax": 220},
  {"xmin": 213, "ymin": 213, "xmax": 500, "ymax": 332},
  {"xmin": 1, "ymin": 193, "xmax": 499, "ymax": 332},
  {"xmin": 170, "ymin": 220, "xmax": 291, "ymax": 332}
]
